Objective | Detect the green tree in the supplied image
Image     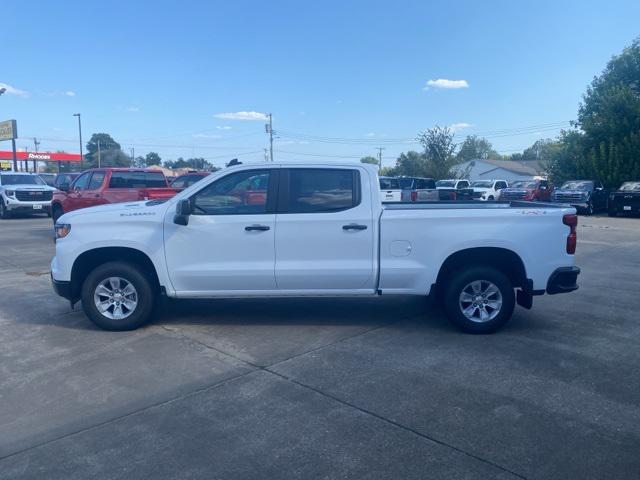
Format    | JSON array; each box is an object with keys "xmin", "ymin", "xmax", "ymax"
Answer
[
  {"xmin": 84, "ymin": 133, "xmax": 130, "ymax": 168},
  {"xmin": 456, "ymin": 135, "xmax": 500, "ymax": 162},
  {"xmin": 360, "ymin": 156, "xmax": 379, "ymax": 165},
  {"xmin": 145, "ymin": 152, "xmax": 162, "ymax": 166},
  {"xmin": 417, "ymin": 126, "xmax": 461, "ymax": 179}
]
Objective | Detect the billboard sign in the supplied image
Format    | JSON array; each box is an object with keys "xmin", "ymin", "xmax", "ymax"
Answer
[
  {"xmin": 0, "ymin": 150, "xmax": 82, "ymax": 162},
  {"xmin": 0, "ymin": 120, "xmax": 17, "ymax": 141}
]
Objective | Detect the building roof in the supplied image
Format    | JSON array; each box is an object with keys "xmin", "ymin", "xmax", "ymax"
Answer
[{"xmin": 466, "ymin": 158, "xmax": 541, "ymax": 176}]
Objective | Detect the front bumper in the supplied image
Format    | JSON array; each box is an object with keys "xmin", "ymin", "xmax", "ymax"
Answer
[
  {"xmin": 546, "ymin": 266, "xmax": 580, "ymax": 294},
  {"xmin": 5, "ymin": 199, "xmax": 51, "ymax": 214},
  {"xmin": 51, "ymin": 273, "xmax": 73, "ymax": 301}
]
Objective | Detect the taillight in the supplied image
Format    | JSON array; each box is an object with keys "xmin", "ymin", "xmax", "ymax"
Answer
[
  {"xmin": 449, "ymin": 191, "xmax": 457, "ymax": 201},
  {"xmin": 411, "ymin": 191, "xmax": 417, "ymax": 202},
  {"xmin": 563, "ymin": 214, "xmax": 577, "ymax": 254}
]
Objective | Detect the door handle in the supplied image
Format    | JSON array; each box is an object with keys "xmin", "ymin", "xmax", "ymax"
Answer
[
  {"xmin": 343, "ymin": 224, "xmax": 367, "ymax": 231},
  {"xmin": 245, "ymin": 224, "xmax": 270, "ymax": 231}
]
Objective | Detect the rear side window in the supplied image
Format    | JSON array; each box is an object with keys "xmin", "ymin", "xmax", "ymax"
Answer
[
  {"xmin": 379, "ymin": 178, "xmax": 399, "ymax": 190},
  {"xmin": 458, "ymin": 180, "xmax": 469, "ymax": 188},
  {"xmin": 109, "ymin": 172, "xmax": 167, "ymax": 188},
  {"xmin": 88, "ymin": 172, "xmax": 105, "ymax": 190},
  {"xmin": 417, "ymin": 179, "xmax": 435, "ymax": 189},
  {"xmin": 283, "ymin": 169, "xmax": 359, "ymax": 213}
]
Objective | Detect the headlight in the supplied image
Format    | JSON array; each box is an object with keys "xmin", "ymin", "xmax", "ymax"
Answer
[
  {"xmin": 5, "ymin": 190, "xmax": 15, "ymax": 197},
  {"xmin": 54, "ymin": 223, "xmax": 71, "ymax": 240}
]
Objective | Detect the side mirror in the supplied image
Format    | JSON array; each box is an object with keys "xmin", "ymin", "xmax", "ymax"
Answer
[
  {"xmin": 596, "ymin": 186, "xmax": 603, "ymax": 191},
  {"xmin": 174, "ymin": 198, "xmax": 192, "ymax": 226},
  {"xmin": 58, "ymin": 182, "xmax": 70, "ymax": 192}
]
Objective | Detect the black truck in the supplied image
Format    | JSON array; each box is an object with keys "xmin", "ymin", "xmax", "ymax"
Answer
[
  {"xmin": 551, "ymin": 180, "xmax": 609, "ymax": 215},
  {"xmin": 608, "ymin": 181, "xmax": 640, "ymax": 216}
]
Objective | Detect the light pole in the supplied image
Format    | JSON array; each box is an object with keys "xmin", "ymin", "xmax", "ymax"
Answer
[{"xmin": 73, "ymin": 113, "xmax": 83, "ymax": 170}]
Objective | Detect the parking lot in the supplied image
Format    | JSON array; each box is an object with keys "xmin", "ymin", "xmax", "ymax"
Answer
[{"xmin": 0, "ymin": 215, "xmax": 638, "ymax": 479}]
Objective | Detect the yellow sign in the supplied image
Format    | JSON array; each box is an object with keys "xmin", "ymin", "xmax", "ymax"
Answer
[
  {"xmin": 0, "ymin": 160, "xmax": 11, "ymax": 171},
  {"xmin": 0, "ymin": 120, "xmax": 17, "ymax": 141}
]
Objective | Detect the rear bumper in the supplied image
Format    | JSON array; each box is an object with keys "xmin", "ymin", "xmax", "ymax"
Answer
[{"xmin": 546, "ymin": 266, "xmax": 580, "ymax": 295}]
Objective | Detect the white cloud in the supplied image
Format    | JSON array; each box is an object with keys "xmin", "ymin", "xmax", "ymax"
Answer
[
  {"xmin": 364, "ymin": 132, "xmax": 376, "ymax": 137},
  {"xmin": 126, "ymin": 106, "xmax": 140, "ymax": 112},
  {"xmin": 214, "ymin": 111, "xmax": 268, "ymax": 121},
  {"xmin": 0, "ymin": 82, "xmax": 29, "ymax": 98},
  {"xmin": 192, "ymin": 133, "xmax": 222, "ymax": 139},
  {"xmin": 215, "ymin": 126, "xmax": 232, "ymax": 130},
  {"xmin": 424, "ymin": 79, "xmax": 469, "ymax": 90},
  {"xmin": 450, "ymin": 122, "xmax": 472, "ymax": 131},
  {"xmin": 64, "ymin": 91, "xmax": 76, "ymax": 97}
]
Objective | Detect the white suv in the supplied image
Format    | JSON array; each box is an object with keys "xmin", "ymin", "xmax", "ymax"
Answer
[
  {"xmin": 471, "ymin": 179, "xmax": 508, "ymax": 201},
  {"xmin": 0, "ymin": 172, "xmax": 56, "ymax": 219}
]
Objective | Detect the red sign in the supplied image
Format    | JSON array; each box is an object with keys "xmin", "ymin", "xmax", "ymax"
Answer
[{"xmin": 0, "ymin": 151, "xmax": 82, "ymax": 162}]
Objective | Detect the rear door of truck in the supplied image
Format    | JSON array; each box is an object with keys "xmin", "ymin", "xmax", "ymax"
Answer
[{"xmin": 274, "ymin": 167, "xmax": 376, "ymax": 291}]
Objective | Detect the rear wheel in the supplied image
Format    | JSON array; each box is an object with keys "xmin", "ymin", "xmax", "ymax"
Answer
[
  {"xmin": 442, "ymin": 266, "xmax": 515, "ymax": 334},
  {"xmin": 585, "ymin": 200, "xmax": 594, "ymax": 216},
  {"xmin": 52, "ymin": 205, "xmax": 63, "ymax": 224},
  {"xmin": 81, "ymin": 261, "xmax": 155, "ymax": 331}
]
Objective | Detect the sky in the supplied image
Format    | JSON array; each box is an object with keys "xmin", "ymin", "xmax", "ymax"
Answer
[{"xmin": 1, "ymin": 0, "xmax": 639, "ymax": 169}]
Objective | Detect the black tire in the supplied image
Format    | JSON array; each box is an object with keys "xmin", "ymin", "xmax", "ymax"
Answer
[
  {"xmin": 442, "ymin": 266, "xmax": 515, "ymax": 334},
  {"xmin": 585, "ymin": 201, "xmax": 594, "ymax": 216},
  {"xmin": 52, "ymin": 205, "xmax": 63, "ymax": 224},
  {"xmin": 0, "ymin": 202, "xmax": 10, "ymax": 219},
  {"xmin": 488, "ymin": 195, "xmax": 494, "ymax": 201},
  {"xmin": 81, "ymin": 261, "xmax": 155, "ymax": 331}
]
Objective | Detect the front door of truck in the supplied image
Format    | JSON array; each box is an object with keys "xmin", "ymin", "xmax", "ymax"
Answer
[
  {"xmin": 274, "ymin": 167, "xmax": 375, "ymax": 291},
  {"xmin": 164, "ymin": 168, "xmax": 278, "ymax": 294}
]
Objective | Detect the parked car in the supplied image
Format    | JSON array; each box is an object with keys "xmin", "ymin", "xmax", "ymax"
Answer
[
  {"xmin": 0, "ymin": 172, "xmax": 56, "ymax": 219},
  {"xmin": 498, "ymin": 179, "xmax": 553, "ymax": 202},
  {"xmin": 471, "ymin": 179, "xmax": 508, "ymax": 201},
  {"xmin": 170, "ymin": 171, "xmax": 210, "ymax": 191},
  {"xmin": 53, "ymin": 173, "xmax": 80, "ymax": 190},
  {"xmin": 51, "ymin": 168, "xmax": 178, "ymax": 223},
  {"xmin": 38, "ymin": 173, "xmax": 57, "ymax": 187},
  {"xmin": 551, "ymin": 180, "xmax": 608, "ymax": 215},
  {"xmin": 51, "ymin": 163, "xmax": 580, "ymax": 334},
  {"xmin": 608, "ymin": 181, "xmax": 640, "ymax": 217},
  {"xmin": 379, "ymin": 176, "xmax": 402, "ymax": 202},
  {"xmin": 398, "ymin": 176, "xmax": 439, "ymax": 202},
  {"xmin": 435, "ymin": 179, "xmax": 474, "ymax": 200}
]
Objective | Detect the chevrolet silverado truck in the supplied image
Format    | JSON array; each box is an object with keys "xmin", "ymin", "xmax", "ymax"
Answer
[
  {"xmin": 608, "ymin": 181, "xmax": 640, "ymax": 216},
  {"xmin": 51, "ymin": 163, "xmax": 580, "ymax": 334},
  {"xmin": 471, "ymin": 179, "xmax": 508, "ymax": 201},
  {"xmin": 551, "ymin": 180, "xmax": 608, "ymax": 215},
  {"xmin": 0, "ymin": 172, "xmax": 56, "ymax": 219},
  {"xmin": 51, "ymin": 168, "xmax": 178, "ymax": 222}
]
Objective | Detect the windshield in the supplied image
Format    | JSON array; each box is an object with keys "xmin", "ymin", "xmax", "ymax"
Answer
[
  {"xmin": 510, "ymin": 181, "xmax": 537, "ymax": 189},
  {"xmin": 471, "ymin": 181, "xmax": 493, "ymax": 188},
  {"xmin": 379, "ymin": 178, "xmax": 399, "ymax": 189},
  {"xmin": 560, "ymin": 181, "xmax": 593, "ymax": 191},
  {"xmin": 619, "ymin": 182, "xmax": 640, "ymax": 191},
  {"xmin": 436, "ymin": 180, "xmax": 455, "ymax": 188},
  {"xmin": 0, "ymin": 174, "xmax": 46, "ymax": 186}
]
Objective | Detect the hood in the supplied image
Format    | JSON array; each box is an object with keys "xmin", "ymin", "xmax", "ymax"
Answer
[
  {"xmin": 2, "ymin": 184, "xmax": 56, "ymax": 191},
  {"xmin": 472, "ymin": 187, "xmax": 492, "ymax": 193},
  {"xmin": 501, "ymin": 187, "xmax": 533, "ymax": 193},
  {"xmin": 58, "ymin": 200, "xmax": 167, "ymax": 223},
  {"xmin": 554, "ymin": 189, "xmax": 589, "ymax": 196}
]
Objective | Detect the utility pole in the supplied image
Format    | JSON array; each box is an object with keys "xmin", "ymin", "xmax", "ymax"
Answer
[
  {"xmin": 33, "ymin": 137, "xmax": 40, "ymax": 173},
  {"xmin": 265, "ymin": 113, "xmax": 274, "ymax": 162},
  {"xmin": 376, "ymin": 147, "xmax": 385, "ymax": 171},
  {"xmin": 130, "ymin": 148, "xmax": 135, "ymax": 166},
  {"xmin": 73, "ymin": 114, "xmax": 83, "ymax": 171},
  {"xmin": 264, "ymin": 148, "xmax": 269, "ymax": 162},
  {"xmin": 97, "ymin": 140, "xmax": 101, "ymax": 167}
]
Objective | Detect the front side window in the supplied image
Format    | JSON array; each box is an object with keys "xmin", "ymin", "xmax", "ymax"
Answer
[
  {"xmin": 285, "ymin": 169, "xmax": 358, "ymax": 213},
  {"xmin": 73, "ymin": 173, "xmax": 91, "ymax": 190},
  {"xmin": 88, "ymin": 172, "xmax": 105, "ymax": 190},
  {"xmin": 458, "ymin": 181, "xmax": 469, "ymax": 188},
  {"xmin": 192, "ymin": 169, "xmax": 270, "ymax": 215}
]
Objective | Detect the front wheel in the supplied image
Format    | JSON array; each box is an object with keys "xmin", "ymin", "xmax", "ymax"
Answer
[
  {"xmin": 442, "ymin": 266, "xmax": 515, "ymax": 334},
  {"xmin": 585, "ymin": 201, "xmax": 594, "ymax": 216},
  {"xmin": 52, "ymin": 205, "xmax": 63, "ymax": 224},
  {"xmin": 0, "ymin": 202, "xmax": 10, "ymax": 219},
  {"xmin": 81, "ymin": 261, "xmax": 155, "ymax": 331}
]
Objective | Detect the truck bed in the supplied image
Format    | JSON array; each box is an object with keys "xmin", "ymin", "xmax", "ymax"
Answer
[{"xmin": 382, "ymin": 200, "xmax": 566, "ymax": 210}]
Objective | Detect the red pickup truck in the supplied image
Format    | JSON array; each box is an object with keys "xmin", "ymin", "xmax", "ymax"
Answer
[{"xmin": 51, "ymin": 168, "xmax": 178, "ymax": 222}]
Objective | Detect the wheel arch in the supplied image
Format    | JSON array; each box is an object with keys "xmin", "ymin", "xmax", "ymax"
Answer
[
  {"xmin": 434, "ymin": 247, "xmax": 528, "ymax": 294},
  {"xmin": 70, "ymin": 247, "xmax": 161, "ymax": 302}
]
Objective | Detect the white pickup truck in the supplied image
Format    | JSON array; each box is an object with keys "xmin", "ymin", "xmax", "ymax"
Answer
[{"xmin": 51, "ymin": 163, "xmax": 580, "ymax": 333}]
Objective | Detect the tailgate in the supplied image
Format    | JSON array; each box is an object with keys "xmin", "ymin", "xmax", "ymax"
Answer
[{"xmin": 381, "ymin": 190, "xmax": 402, "ymax": 202}]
